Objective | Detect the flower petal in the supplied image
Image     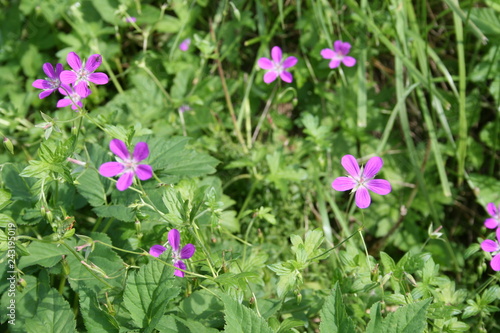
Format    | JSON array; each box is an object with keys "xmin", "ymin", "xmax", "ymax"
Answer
[
  {"xmin": 341, "ymin": 155, "xmax": 361, "ymax": 177},
  {"xmin": 485, "ymin": 218, "xmax": 499, "ymax": 229},
  {"xmin": 334, "ymin": 40, "xmax": 351, "ymax": 55},
  {"xmin": 257, "ymin": 57, "xmax": 274, "ymax": 70},
  {"xmin": 149, "ymin": 245, "xmax": 167, "ymax": 257},
  {"xmin": 481, "ymin": 239, "xmax": 500, "ymax": 253},
  {"xmin": 320, "ymin": 48, "xmax": 335, "ymax": 59},
  {"xmin": 271, "ymin": 46, "xmax": 282, "ymax": 64},
  {"xmin": 168, "ymin": 229, "xmax": 181, "ymax": 252},
  {"xmin": 66, "ymin": 52, "xmax": 82, "ymax": 71},
  {"xmin": 497, "ymin": 227, "xmax": 500, "ymax": 242},
  {"xmin": 88, "ymin": 72, "xmax": 109, "ymax": 85},
  {"xmin": 355, "ymin": 187, "xmax": 371, "ymax": 209},
  {"xmin": 56, "ymin": 98, "xmax": 72, "ymax": 108},
  {"xmin": 32, "ymin": 79, "xmax": 50, "ymax": 89},
  {"xmin": 263, "ymin": 71, "xmax": 278, "ymax": 84},
  {"xmin": 180, "ymin": 244, "xmax": 195, "ymax": 259},
  {"xmin": 487, "ymin": 203, "xmax": 498, "ymax": 217},
  {"xmin": 109, "ymin": 139, "xmax": 130, "ymax": 160},
  {"xmin": 179, "ymin": 38, "xmax": 191, "ymax": 51},
  {"xmin": 42, "ymin": 63, "xmax": 56, "ymax": 78},
  {"xmin": 133, "ymin": 142, "xmax": 149, "ymax": 162},
  {"xmin": 329, "ymin": 59, "xmax": 342, "ymax": 69},
  {"xmin": 135, "ymin": 164, "xmax": 153, "ymax": 180},
  {"xmin": 85, "ymin": 54, "xmax": 103, "ymax": 72},
  {"xmin": 365, "ymin": 179, "xmax": 391, "ymax": 195},
  {"xmin": 174, "ymin": 260, "xmax": 187, "ymax": 277},
  {"xmin": 99, "ymin": 162, "xmax": 124, "ymax": 177},
  {"xmin": 280, "ymin": 71, "xmax": 293, "ymax": 83},
  {"xmin": 282, "ymin": 56, "xmax": 298, "ymax": 69},
  {"xmin": 490, "ymin": 254, "xmax": 500, "ymax": 271},
  {"xmin": 60, "ymin": 70, "xmax": 77, "ymax": 84},
  {"xmin": 332, "ymin": 177, "xmax": 356, "ymax": 191},
  {"xmin": 74, "ymin": 81, "xmax": 91, "ymax": 98},
  {"xmin": 39, "ymin": 89, "xmax": 54, "ymax": 99},
  {"xmin": 363, "ymin": 156, "xmax": 384, "ymax": 178},
  {"xmin": 342, "ymin": 56, "xmax": 356, "ymax": 67},
  {"xmin": 55, "ymin": 63, "xmax": 64, "ymax": 76},
  {"xmin": 116, "ymin": 171, "xmax": 134, "ymax": 191}
]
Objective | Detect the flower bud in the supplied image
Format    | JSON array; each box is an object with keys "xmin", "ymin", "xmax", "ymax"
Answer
[{"xmin": 3, "ymin": 137, "xmax": 14, "ymax": 154}]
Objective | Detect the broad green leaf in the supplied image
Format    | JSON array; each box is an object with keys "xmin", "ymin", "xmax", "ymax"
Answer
[
  {"xmin": 75, "ymin": 168, "xmax": 107, "ymax": 207},
  {"xmin": 2, "ymin": 164, "xmax": 34, "ymax": 201},
  {"xmin": 180, "ymin": 289, "xmax": 225, "ymax": 328},
  {"xmin": 79, "ymin": 288, "xmax": 119, "ymax": 333},
  {"xmin": 0, "ymin": 189, "xmax": 11, "ymax": 210},
  {"xmin": 220, "ymin": 292, "xmax": 273, "ymax": 333},
  {"xmin": 123, "ymin": 257, "xmax": 181, "ymax": 332},
  {"xmin": 25, "ymin": 288, "xmax": 76, "ymax": 333},
  {"xmin": 366, "ymin": 302, "xmax": 385, "ymax": 333},
  {"xmin": 319, "ymin": 282, "xmax": 355, "ymax": 333},
  {"xmin": 148, "ymin": 137, "xmax": 219, "ymax": 178},
  {"xmin": 18, "ymin": 241, "xmax": 70, "ymax": 269},
  {"xmin": 93, "ymin": 205, "xmax": 135, "ymax": 222},
  {"xmin": 0, "ymin": 275, "xmax": 38, "ymax": 330},
  {"xmin": 367, "ymin": 298, "xmax": 432, "ymax": 333},
  {"xmin": 0, "ymin": 213, "xmax": 15, "ymax": 228}
]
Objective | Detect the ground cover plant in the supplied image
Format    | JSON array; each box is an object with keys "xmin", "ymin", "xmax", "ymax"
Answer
[{"xmin": 0, "ymin": 0, "xmax": 499, "ymax": 332}]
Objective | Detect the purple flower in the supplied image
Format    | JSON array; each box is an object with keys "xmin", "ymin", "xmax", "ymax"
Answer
[
  {"xmin": 32, "ymin": 63, "xmax": 64, "ymax": 99},
  {"xmin": 320, "ymin": 40, "xmax": 356, "ymax": 68},
  {"xmin": 257, "ymin": 46, "xmax": 298, "ymax": 84},
  {"xmin": 149, "ymin": 229, "xmax": 196, "ymax": 277},
  {"xmin": 99, "ymin": 139, "xmax": 153, "ymax": 191},
  {"xmin": 125, "ymin": 17, "xmax": 136, "ymax": 23},
  {"xmin": 60, "ymin": 52, "xmax": 109, "ymax": 98},
  {"xmin": 481, "ymin": 228, "xmax": 500, "ymax": 271},
  {"xmin": 332, "ymin": 155, "xmax": 391, "ymax": 209},
  {"xmin": 178, "ymin": 105, "xmax": 191, "ymax": 113},
  {"xmin": 179, "ymin": 38, "xmax": 191, "ymax": 51},
  {"xmin": 56, "ymin": 84, "xmax": 83, "ymax": 111},
  {"xmin": 485, "ymin": 203, "xmax": 500, "ymax": 229}
]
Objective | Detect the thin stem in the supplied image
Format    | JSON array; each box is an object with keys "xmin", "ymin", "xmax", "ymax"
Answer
[
  {"xmin": 252, "ymin": 85, "xmax": 277, "ymax": 143},
  {"xmin": 208, "ymin": 19, "xmax": 248, "ymax": 153}
]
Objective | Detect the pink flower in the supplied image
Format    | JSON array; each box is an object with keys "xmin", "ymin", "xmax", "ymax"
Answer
[
  {"xmin": 481, "ymin": 228, "xmax": 500, "ymax": 271},
  {"xmin": 257, "ymin": 46, "xmax": 298, "ymax": 84},
  {"xmin": 32, "ymin": 63, "xmax": 64, "ymax": 99},
  {"xmin": 56, "ymin": 84, "xmax": 83, "ymax": 111},
  {"xmin": 179, "ymin": 38, "xmax": 191, "ymax": 51},
  {"xmin": 320, "ymin": 40, "xmax": 356, "ymax": 68},
  {"xmin": 149, "ymin": 229, "xmax": 196, "ymax": 277},
  {"xmin": 125, "ymin": 17, "xmax": 136, "ymax": 23},
  {"xmin": 60, "ymin": 52, "xmax": 109, "ymax": 98},
  {"xmin": 332, "ymin": 155, "xmax": 391, "ymax": 209},
  {"xmin": 485, "ymin": 203, "xmax": 500, "ymax": 229},
  {"xmin": 99, "ymin": 139, "xmax": 153, "ymax": 191}
]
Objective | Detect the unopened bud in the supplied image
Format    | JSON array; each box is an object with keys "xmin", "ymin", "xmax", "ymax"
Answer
[
  {"xmin": 3, "ymin": 137, "xmax": 14, "ymax": 154},
  {"xmin": 67, "ymin": 157, "xmax": 86, "ymax": 166}
]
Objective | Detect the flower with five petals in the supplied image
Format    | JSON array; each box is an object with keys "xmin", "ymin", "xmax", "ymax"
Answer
[
  {"xmin": 321, "ymin": 40, "xmax": 356, "ymax": 68},
  {"xmin": 332, "ymin": 155, "xmax": 391, "ymax": 209},
  {"xmin": 149, "ymin": 229, "xmax": 196, "ymax": 277},
  {"xmin": 99, "ymin": 139, "xmax": 153, "ymax": 191},
  {"xmin": 32, "ymin": 63, "xmax": 64, "ymax": 99},
  {"xmin": 60, "ymin": 52, "xmax": 109, "ymax": 98},
  {"xmin": 257, "ymin": 46, "xmax": 298, "ymax": 84}
]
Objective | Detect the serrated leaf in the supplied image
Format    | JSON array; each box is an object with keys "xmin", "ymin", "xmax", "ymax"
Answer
[
  {"xmin": 79, "ymin": 288, "xmax": 119, "ymax": 333},
  {"xmin": 75, "ymin": 169, "xmax": 107, "ymax": 207},
  {"xmin": 0, "ymin": 189, "xmax": 11, "ymax": 210},
  {"xmin": 18, "ymin": 241, "xmax": 70, "ymax": 269},
  {"xmin": 148, "ymin": 137, "xmax": 219, "ymax": 178},
  {"xmin": 319, "ymin": 282, "xmax": 355, "ymax": 333},
  {"xmin": 371, "ymin": 298, "xmax": 432, "ymax": 333},
  {"xmin": 123, "ymin": 257, "xmax": 180, "ymax": 332},
  {"xmin": 92, "ymin": 205, "xmax": 135, "ymax": 222},
  {"xmin": 25, "ymin": 288, "xmax": 76, "ymax": 333},
  {"xmin": 366, "ymin": 302, "xmax": 385, "ymax": 333},
  {"xmin": 220, "ymin": 292, "xmax": 273, "ymax": 333},
  {"xmin": 2, "ymin": 164, "xmax": 34, "ymax": 201}
]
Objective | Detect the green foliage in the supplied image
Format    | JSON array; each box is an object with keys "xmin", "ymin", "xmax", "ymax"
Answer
[{"xmin": 319, "ymin": 282, "xmax": 355, "ymax": 333}]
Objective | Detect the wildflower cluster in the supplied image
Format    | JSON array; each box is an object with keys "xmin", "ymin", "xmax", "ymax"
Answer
[
  {"xmin": 257, "ymin": 40, "xmax": 355, "ymax": 84},
  {"xmin": 32, "ymin": 52, "xmax": 109, "ymax": 111}
]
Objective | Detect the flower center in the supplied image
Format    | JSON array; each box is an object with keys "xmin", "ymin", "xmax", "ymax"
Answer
[
  {"xmin": 122, "ymin": 158, "xmax": 138, "ymax": 172},
  {"xmin": 75, "ymin": 67, "xmax": 89, "ymax": 84}
]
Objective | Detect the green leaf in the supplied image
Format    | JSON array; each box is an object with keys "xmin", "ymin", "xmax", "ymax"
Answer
[
  {"xmin": 18, "ymin": 241, "xmax": 70, "ymax": 269},
  {"xmin": 220, "ymin": 292, "xmax": 273, "ymax": 333},
  {"xmin": 93, "ymin": 205, "xmax": 135, "ymax": 222},
  {"xmin": 75, "ymin": 168, "xmax": 107, "ymax": 207},
  {"xmin": 2, "ymin": 164, "xmax": 34, "ymax": 201},
  {"xmin": 366, "ymin": 302, "xmax": 385, "ymax": 333},
  {"xmin": 148, "ymin": 137, "xmax": 219, "ymax": 178},
  {"xmin": 123, "ymin": 257, "xmax": 181, "ymax": 332},
  {"xmin": 0, "ymin": 189, "xmax": 12, "ymax": 210},
  {"xmin": 79, "ymin": 288, "xmax": 119, "ymax": 333},
  {"xmin": 25, "ymin": 288, "xmax": 76, "ymax": 333},
  {"xmin": 319, "ymin": 282, "xmax": 355, "ymax": 333},
  {"xmin": 180, "ymin": 289, "xmax": 225, "ymax": 328}
]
